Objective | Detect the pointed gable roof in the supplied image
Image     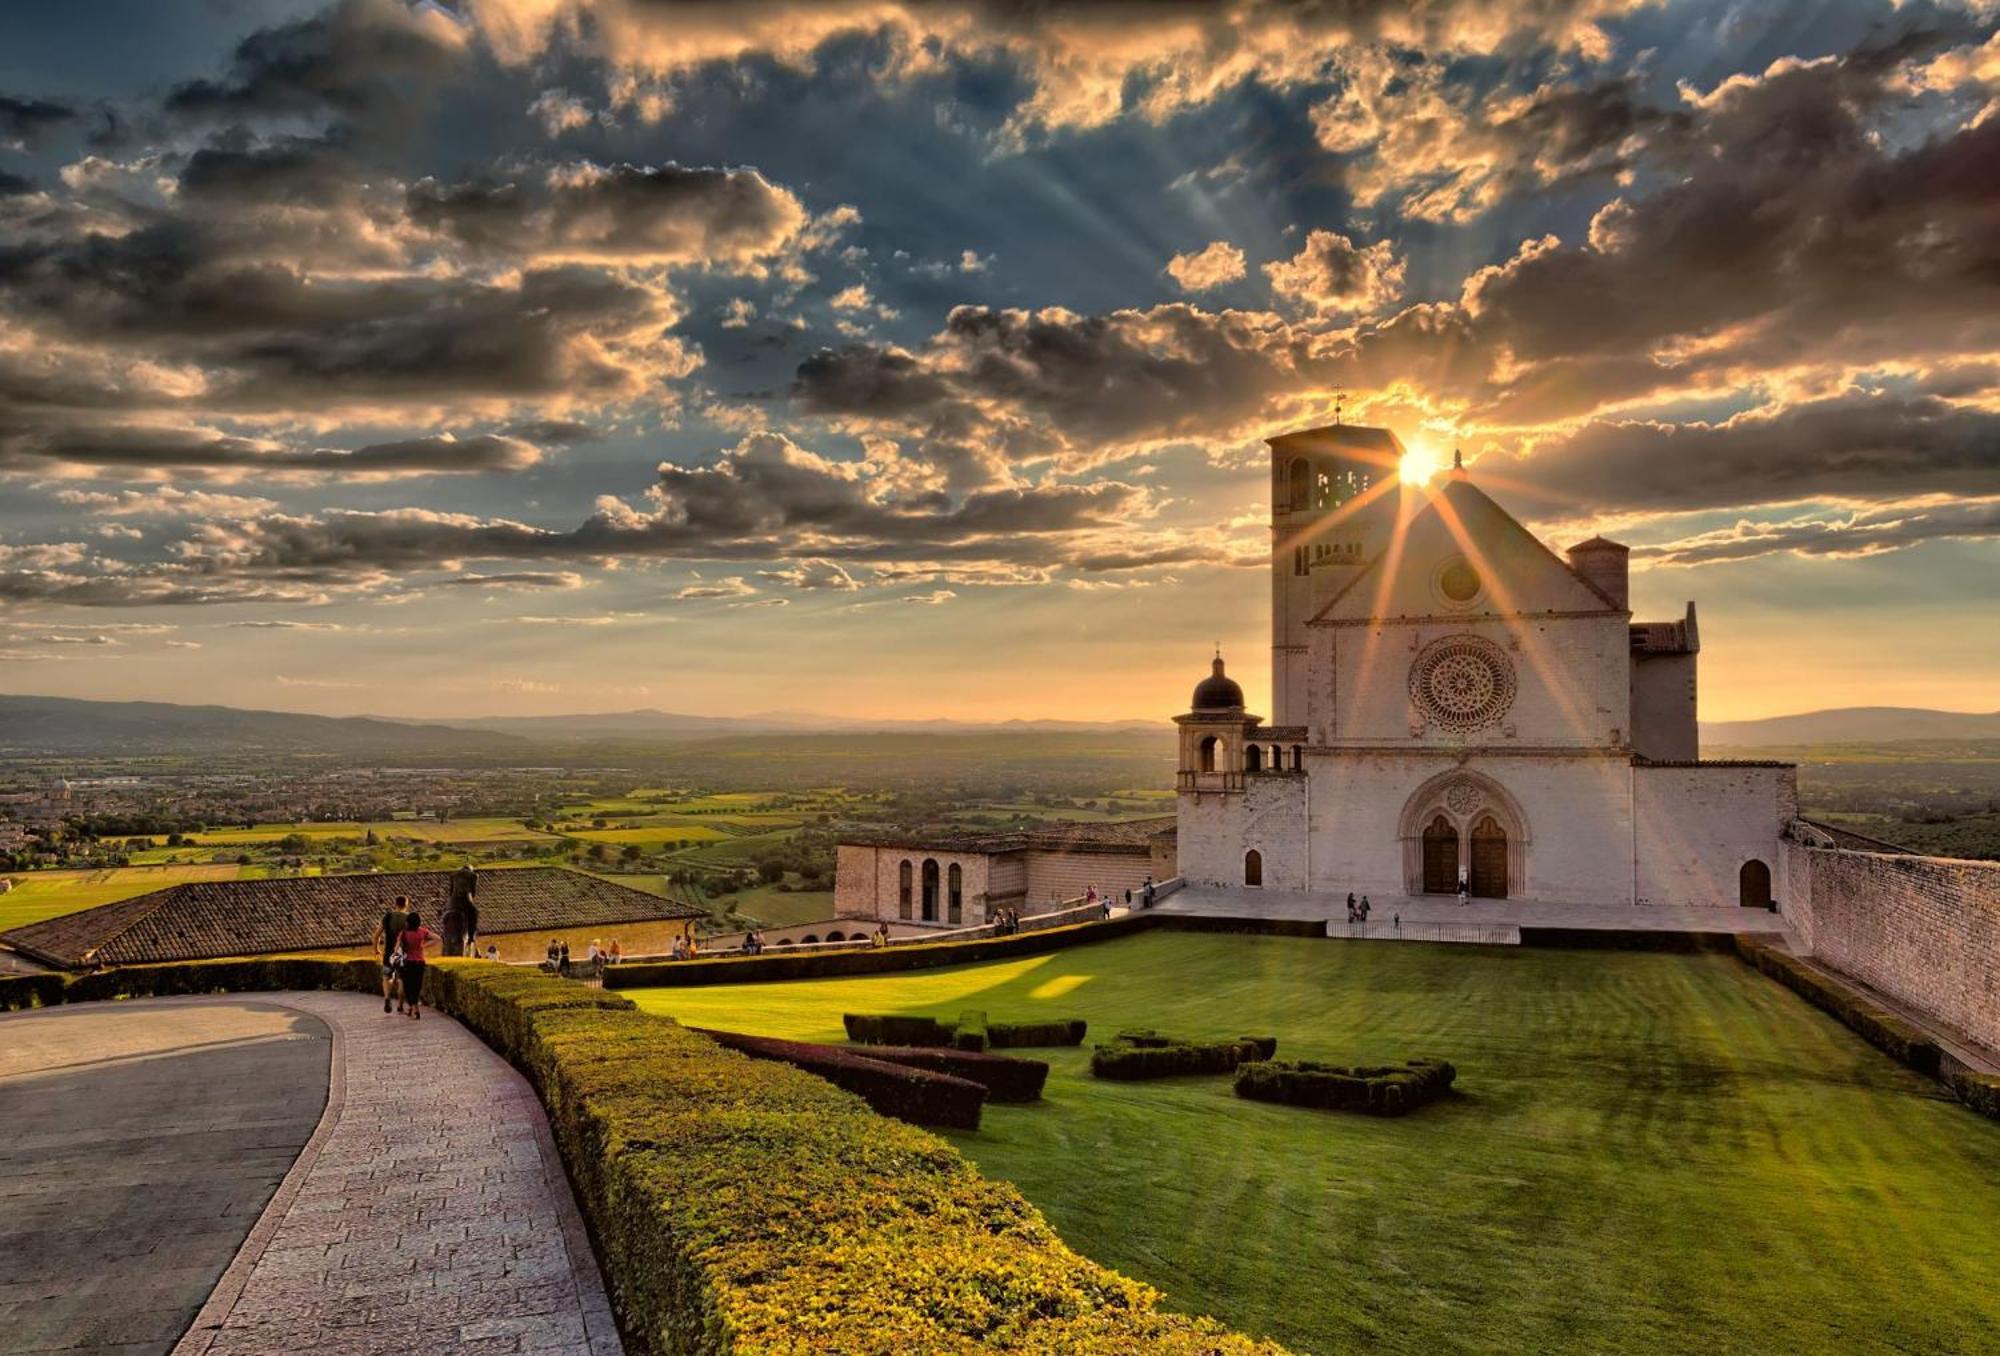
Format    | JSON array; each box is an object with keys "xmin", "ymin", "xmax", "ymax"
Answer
[{"xmin": 1310, "ymin": 475, "xmax": 1625, "ymax": 625}]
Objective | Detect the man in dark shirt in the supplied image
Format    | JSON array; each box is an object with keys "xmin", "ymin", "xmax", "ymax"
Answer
[{"xmin": 374, "ymin": 895, "xmax": 411, "ymax": 1013}]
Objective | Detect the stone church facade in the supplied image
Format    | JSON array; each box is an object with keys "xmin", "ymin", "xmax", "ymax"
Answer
[{"xmin": 1177, "ymin": 423, "xmax": 1797, "ymax": 908}]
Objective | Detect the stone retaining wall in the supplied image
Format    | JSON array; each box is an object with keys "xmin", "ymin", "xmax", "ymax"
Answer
[{"xmin": 1782, "ymin": 845, "xmax": 2000, "ymax": 1052}]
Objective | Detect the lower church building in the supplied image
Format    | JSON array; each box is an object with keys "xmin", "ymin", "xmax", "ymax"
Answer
[{"xmin": 1177, "ymin": 423, "xmax": 1795, "ymax": 908}]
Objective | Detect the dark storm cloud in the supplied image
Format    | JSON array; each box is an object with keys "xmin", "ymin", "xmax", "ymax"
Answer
[
  {"xmin": 0, "ymin": 95, "xmax": 77, "ymax": 146},
  {"xmin": 1637, "ymin": 498, "xmax": 2000, "ymax": 567},
  {"xmin": 794, "ymin": 303, "xmax": 1341, "ymax": 471},
  {"xmin": 0, "ymin": 171, "xmax": 34, "ymax": 197},
  {"xmin": 165, "ymin": 0, "xmax": 466, "ymax": 130},
  {"xmin": 161, "ymin": 432, "xmax": 1144, "ymax": 582},
  {"xmin": 0, "ymin": 423, "xmax": 547, "ymax": 476},
  {"xmin": 406, "ymin": 162, "xmax": 807, "ymax": 266},
  {"xmin": 1486, "ymin": 395, "xmax": 2000, "ymax": 517},
  {"xmin": 176, "ymin": 133, "xmax": 365, "ymax": 207},
  {"xmin": 502, "ymin": 419, "xmax": 604, "ymax": 445}
]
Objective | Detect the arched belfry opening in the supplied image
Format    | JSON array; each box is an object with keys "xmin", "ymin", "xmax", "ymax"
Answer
[
  {"xmin": 1740, "ymin": 859, "xmax": 1772, "ymax": 909},
  {"xmin": 1199, "ymin": 736, "xmax": 1219, "ymax": 773}
]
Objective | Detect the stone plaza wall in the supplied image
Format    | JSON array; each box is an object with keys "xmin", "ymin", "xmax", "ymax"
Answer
[
  {"xmin": 1783, "ymin": 845, "xmax": 2000, "ymax": 1052},
  {"xmin": 1632, "ymin": 763, "xmax": 1796, "ymax": 908},
  {"xmin": 1022, "ymin": 848, "xmax": 1155, "ymax": 908},
  {"xmin": 832, "ymin": 844, "xmax": 993, "ymax": 925},
  {"xmin": 1177, "ymin": 772, "xmax": 1308, "ymax": 890}
]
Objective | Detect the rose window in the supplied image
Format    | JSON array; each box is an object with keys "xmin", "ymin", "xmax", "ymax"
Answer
[{"xmin": 1410, "ymin": 636, "xmax": 1516, "ymax": 732}]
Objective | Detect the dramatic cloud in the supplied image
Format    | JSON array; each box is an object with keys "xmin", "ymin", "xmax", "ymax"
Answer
[
  {"xmin": 406, "ymin": 161, "xmax": 807, "ymax": 268},
  {"xmin": 3, "ymin": 424, "xmax": 550, "ymax": 478},
  {"xmin": 0, "ymin": 95, "xmax": 77, "ymax": 147},
  {"xmin": 1638, "ymin": 498, "xmax": 2000, "ymax": 567},
  {"xmin": 1167, "ymin": 241, "xmax": 1247, "ymax": 292},
  {"xmin": 1264, "ymin": 230, "xmax": 1404, "ymax": 317}
]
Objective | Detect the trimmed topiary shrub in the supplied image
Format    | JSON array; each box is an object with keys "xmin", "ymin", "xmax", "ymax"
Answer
[
  {"xmin": 1089, "ymin": 1031, "xmax": 1276, "ymax": 1080},
  {"xmin": 842, "ymin": 1012, "xmax": 954, "ymax": 1046},
  {"xmin": 1950, "ymin": 1071, "xmax": 2000, "ymax": 1122},
  {"xmin": 954, "ymin": 1009, "xmax": 990, "ymax": 1052},
  {"xmin": 1735, "ymin": 938, "xmax": 1942, "ymax": 1077},
  {"xmin": 988, "ymin": 1017, "xmax": 1088, "ymax": 1048},
  {"xmin": 691, "ymin": 1027, "xmax": 987, "ymax": 1129},
  {"xmin": 844, "ymin": 1011, "xmax": 1087, "ymax": 1049},
  {"xmin": 858, "ymin": 1045, "xmax": 1051, "ymax": 1102},
  {"xmin": 1234, "ymin": 1058, "xmax": 1456, "ymax": 1117}
]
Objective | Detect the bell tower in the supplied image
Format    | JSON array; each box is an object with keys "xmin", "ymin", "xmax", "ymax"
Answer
[{"xmin": 1268, "ymin": 422, "xmax": 1406, "ymax": 725}]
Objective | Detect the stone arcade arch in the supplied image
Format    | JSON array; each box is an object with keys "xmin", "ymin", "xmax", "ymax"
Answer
[
  {"xmin": 1199, "ymin": 736, "xmax": 1219, "ymax": 773},
  {"xmin": 1740, "ymin": 859, "xmax": 1772, "ymax": 908},
  {"xmin": 1245, "ymin": 744, "xmax": 1264, "ymax": 773},
  {"xmin": 1397, "ymin": 770, "xmax": 1530, "ymax": 899}
]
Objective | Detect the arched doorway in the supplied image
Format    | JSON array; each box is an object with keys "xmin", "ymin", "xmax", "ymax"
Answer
[
  {"xmin": 1244, "ymin": 849, "xmax": 1263, "ymax": 887},
  {"xmin": 1740, "ymin": 859, "xmax": 1772, "ymax": 908},
  {"xmin": 1469, "ymin": 815, "xmax": 1508, "ymax": 899},
  {"xmin": 1421, "ymin": 815, "xmax": 1458, "ymax": 894},
  {"xmin": 921, "ymin": 859, "xmax": 939, "ymax": 921}
]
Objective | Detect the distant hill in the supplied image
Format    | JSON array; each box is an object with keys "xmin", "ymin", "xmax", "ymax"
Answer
[
  {"xmin": 1703, "ymin": 707, "xmax": 2000, "ymax": 747},
  {"xmin": 426, "ymin": 708, "xmax": 1164, "ymax": 740},
  {"xmin": 0, "ymin": 694, "xmax": 529, "ymax": 759}
]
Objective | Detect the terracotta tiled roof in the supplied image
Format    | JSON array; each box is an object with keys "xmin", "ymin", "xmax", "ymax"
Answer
[
  {"xmin": 1, "ymin": 866, "xmax": 703, "ymax": 970},
  {"xmin": 843, "ymin": 815, "xmax": 1176, "ymax": 856}
]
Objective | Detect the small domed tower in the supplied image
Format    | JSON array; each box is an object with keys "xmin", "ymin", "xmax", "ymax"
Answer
[{"xmin": 1175, "ymin": 654, "xmax": 1259, "ymax": 796}]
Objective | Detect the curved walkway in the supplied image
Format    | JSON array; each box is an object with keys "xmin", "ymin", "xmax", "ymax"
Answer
[
  {"xmin": 0, "ymin": 999, "xmax": 331, "ymax": 1356},
  {"xmin": 175, "ymin": 992, "xmax": 622, "ymax": 1356}
]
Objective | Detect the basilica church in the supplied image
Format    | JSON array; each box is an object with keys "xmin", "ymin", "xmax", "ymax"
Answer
[{"xmin": 1175, "ymin": 423, "xmax": 1798, "ymax": 908}]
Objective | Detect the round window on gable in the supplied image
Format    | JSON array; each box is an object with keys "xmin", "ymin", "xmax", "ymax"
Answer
[{"xmin": 1437, "ymin": 556, "xmax": 1483, "ymax": 605}]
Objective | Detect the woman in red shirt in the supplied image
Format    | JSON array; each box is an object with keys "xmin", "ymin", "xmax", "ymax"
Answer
[{"xmin": 396, "ymin": 911, "xmax": 443, "ymax": 1020}]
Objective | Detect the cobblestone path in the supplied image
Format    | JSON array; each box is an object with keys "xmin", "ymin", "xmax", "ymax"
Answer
[{"xmin": 175, "ymin": 992, "xmax": 621, "ymax": 1356}]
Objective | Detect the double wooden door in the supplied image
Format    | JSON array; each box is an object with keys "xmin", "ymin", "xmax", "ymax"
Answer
[{"xmin": 1469, "ymin": 815, "xmax": 1508, "ymax": 899}]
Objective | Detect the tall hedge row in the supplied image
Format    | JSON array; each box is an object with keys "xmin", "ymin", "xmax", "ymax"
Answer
[
  {"xmin": 1734, "ymin": 938, "xmax": 1942, "ymax": 1077},
  {"xmin": 0, "ymin": 956, "xmax": 1286, "ymax": 1355}
]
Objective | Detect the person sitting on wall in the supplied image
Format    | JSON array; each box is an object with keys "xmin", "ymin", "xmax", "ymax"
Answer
[
  {"xmin": 671, "ymin": 935, "xmax": 689, "ymax": 961},
  {"xmin": 606, "ymin": 939, "xmax": 622, "ymax": 965},
  {"xmin": 544, "ymin": 938, "xmax": 561, "ymax": 973},
  {"xmin": 873, "ymin": 923, "xmax": 888, "ymax": 947},
  {"xmin": 558, "ymin": 940, "xmax": 572, "ymax": 978}
]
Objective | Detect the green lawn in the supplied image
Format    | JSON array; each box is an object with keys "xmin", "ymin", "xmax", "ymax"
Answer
[{"xmin": 625, "ymin": 932, "xmax": 2000, "ymax": 1355}]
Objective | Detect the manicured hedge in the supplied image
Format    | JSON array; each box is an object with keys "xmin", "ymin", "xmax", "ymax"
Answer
[
  {"xmin": 1234, "ymin": 1058, "xmax": 1456, "ymax": 1117},
  {"xmin": 12, "ymin": 956, "xmax": 1287, "ymax": 1355},
  {"xmin": 990, "ymin": 1018, "xmax": 1088, "ymax": 1048},
  {"xmin": 843, "ymin": 1012, "xmax": 954, "ymax": 1046},
  {"xmin": 846, "ymin": 1011, "xmax": 1088, "ymax": 1049},
  {"xmin": 1735, "ymin": 938, "xmax": 1942, "ymax": 1077},
  {"xmin": 953, "ymin": 1009, "xmax": 990, "ymax": 1052},
  {"xmin": 606, "ymin": 912, "xmax": 1154, "ymax": 988},
  {"xmin": 1950, "ymin": 1071, "xmax": 2000, "ymax": 1122},
  {"xmin": 1520, "ymin": 926, "xmax": 1743, "ymax": 953},
  {"xmin": 1089, "ymin": 1030, "xmax": 1277, "ymax": 1081},
  {"xmin": 0, "ymin": 972, "xmax": 67, "ymax": 1011},
  {"xmin": 859, "ymin": 1045, "xmax": 1051, "ymax": 1102},
  {"xmin": 691, "ymin": 1027, "xmax": 988, "ymax": 1130}
]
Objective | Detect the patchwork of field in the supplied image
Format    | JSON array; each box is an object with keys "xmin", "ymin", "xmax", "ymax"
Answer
[
  {"xmin": 627, "ymin": 932, "xmax": 2000, "ymax": 1356},
  {"xmin": 184, "ymin": 818, "xmax": 559, "ymax": 846},
  {"xmin": 0, "ymin": 864, "xmax": 249, "ymax": 929}
]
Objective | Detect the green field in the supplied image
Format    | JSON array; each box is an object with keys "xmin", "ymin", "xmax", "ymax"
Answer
[
  {"xmin": 566, "ymin": 824, "xmax": 736, "ymax": 848},
  {"xmin": 0, "ymin": 864, "xmax": 247, "ymax": 929},
  {"xmin": 626, "ymin": 933, "xmax": 2000, "ymax": 1355},
  {"xmin": 185, "ymin": 818, "xmax": 558, "ymax": 846}
]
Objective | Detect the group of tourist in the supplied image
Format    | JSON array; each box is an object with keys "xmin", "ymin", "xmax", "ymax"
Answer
[
  {"xmin": 1345, "ymin": 892, "xmax": 1372, "ymax": 924},
  {"xmin": 993, "ymin": 906, "xmax": 1025, "ymax": 935},
  {"xmin": 371, "ymin": 863, "xmax": 484, "ymax": 1020},
  {"xmin": 740, "ymin": 930, "xmax": 768, "ymax": 955},
  {"xmin": 669, "ymin": 933, "xmax": 701, "ymax": 961},
  {"xmin": 542, "ymin": 936, "xmax": 624, "ymax": 977}
]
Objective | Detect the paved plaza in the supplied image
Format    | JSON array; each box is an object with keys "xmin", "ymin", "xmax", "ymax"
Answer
[
  {"xmin": 0, "ymin": 1000, "xmax": 331, "ymax": 1356},
  {"xmin": 0, "ymin": 994, "xmax": 621, "ymax": 1356},
  {"xmin": 1159, "ymin": 884, "xmax": 1794, "ymax": 940}
]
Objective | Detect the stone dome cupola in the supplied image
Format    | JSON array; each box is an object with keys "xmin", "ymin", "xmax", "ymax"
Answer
[{"xmin": 1191, "ymin": 654, "xmax": 1246, "ymax": 711}]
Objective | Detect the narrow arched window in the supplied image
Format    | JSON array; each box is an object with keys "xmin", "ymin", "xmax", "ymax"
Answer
[
  {"xmin": 1244, "ymin": 849, "xmax": 1263, "ymax": 887},
  {"xmin": 921, "ymin": 858, "xmax": 940, "ymax": 922},
  {"xmin": 947, "ymin": 863, "xmax": 963, "ymax": 923},
  {"xmin": 898, "ymin": 859, "xmax": 913, "ymax": 920},
  {"xmin": 1290, "ymin": 744, "xmax": 1303, "ymax": 771}
]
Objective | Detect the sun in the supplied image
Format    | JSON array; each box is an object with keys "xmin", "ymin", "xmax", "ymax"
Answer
[{"xmin": 1398, "ymin": 445, "xmax": 1441, "ymax": 485}]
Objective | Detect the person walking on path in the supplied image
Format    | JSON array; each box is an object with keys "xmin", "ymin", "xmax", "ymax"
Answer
[
  {"xmin": 374, "ymin": 894, "xmax": 412, "ymax": 1014},
  {"xmin": 1456, "ymin": 868, "xmax": 1470, "ymax": 908},
  {"xmin": 396, "ymin": 911, "xmax": 442, "ymax": 1020}
]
